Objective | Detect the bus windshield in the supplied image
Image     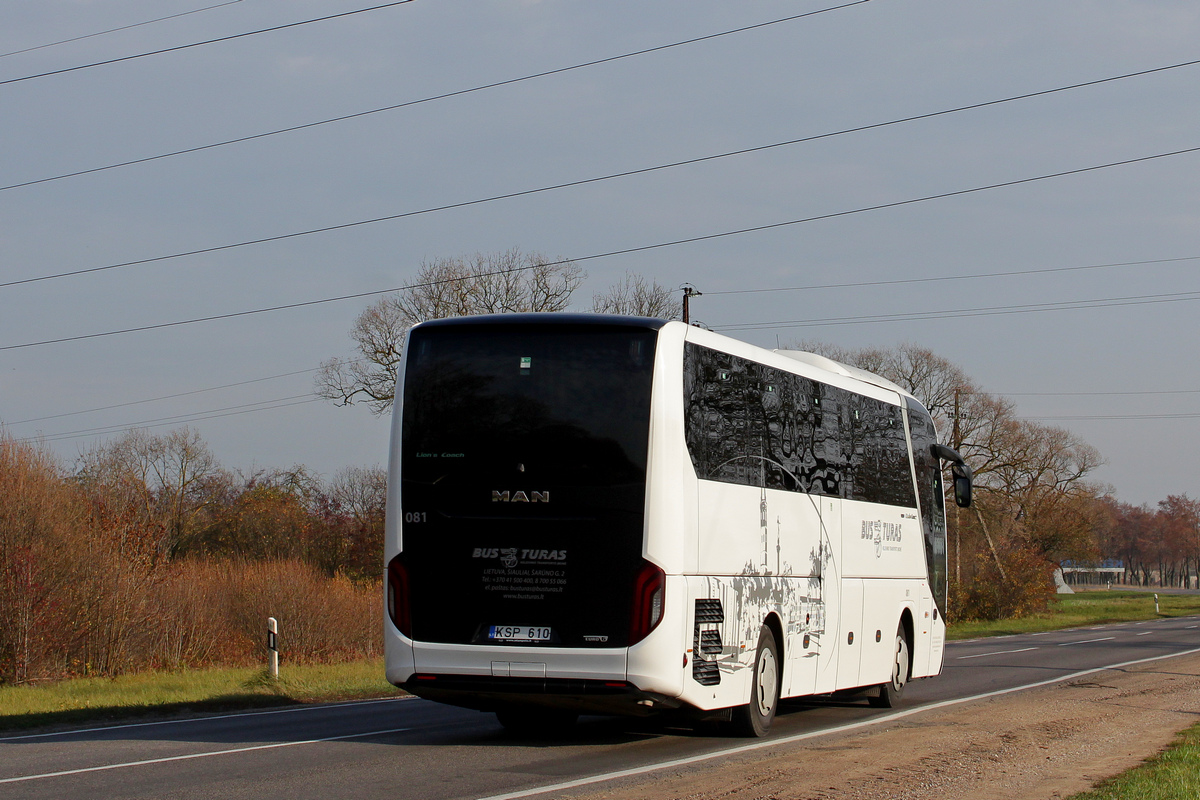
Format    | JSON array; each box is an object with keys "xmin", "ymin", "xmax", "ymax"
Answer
[{"xmin": 399, "ymin": 321, "xmax": 659, "ymax": 647}]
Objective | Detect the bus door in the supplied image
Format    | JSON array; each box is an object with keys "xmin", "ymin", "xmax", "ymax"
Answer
[
  {"xmin": 836, "ymin": 578, "xmax": 864, "ymax": 690},
  {"xmin": 915, "ymin": 593, "xmax": 933, "ymax": 677},
  {"xmin": 813, "ymin": 496, "xmax": 841, "ymax": 694}
]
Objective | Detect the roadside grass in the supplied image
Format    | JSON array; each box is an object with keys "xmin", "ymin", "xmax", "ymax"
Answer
[
  {"xmin": 1069, "ymin": 722, "xmax": 1200, "ymax": 800},
  {"xmin": 5, "ymin": 589, "xmax": 1198, "ymax": 733},
  {"xmin": 947, "ymin": 589, "xmax": 1200, "ymax": 640},
  {"xmin": 0, "ymin": 658, "xmax": 403, "ymax": 732}
]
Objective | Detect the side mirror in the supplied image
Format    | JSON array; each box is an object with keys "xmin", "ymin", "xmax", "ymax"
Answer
[
  {"xmin": 930, "ymin": 443, "xmax": 973, "ymax": 508},
  {"xmin": 951, "ymin": 463, "xmax": 972, "ymax": 508}
]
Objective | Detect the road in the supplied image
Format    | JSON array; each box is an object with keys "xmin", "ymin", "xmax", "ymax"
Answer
[{"xmin": 3, "ymin": 616, "xmax": 1198, "ymax": 800}]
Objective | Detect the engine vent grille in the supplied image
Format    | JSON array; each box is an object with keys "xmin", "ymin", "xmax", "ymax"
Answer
[
  {"xmin": 692, "ymin": 659, "xmax": 720, "ymax": 686},
  {"xmin": 692, "ymin": 598, "xmax": 724, "ymax": 685},
  {"xmin": 695, "ymin": 598, "xmax": 724, "ymax": 624}
]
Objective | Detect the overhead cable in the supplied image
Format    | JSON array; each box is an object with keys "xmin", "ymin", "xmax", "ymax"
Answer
[
  {"xmin": 1, "ymin": 1, "xmax": 875, "ymax": 194},
  {"xmin": 714, "ymin": 289, "xmax": 1200, "ymax": 332},
  {"xmin": 4, "ymin": 142, "xmax": 1200, "ymax": 351},
  {"xmin": 0, "ymin": 1, "xmax": 416, "ymax": 87},
  {"xmin": 0, "ymin": 0, "xmax": 244, "ymax": 59},
  {"xmin": 5, "ymin": 118, "xmax": 1200, "ymax": 290},
  {"xmin": 7, "ymin": 367, "xmax": 321, "ymax": 425},
  {"xmin": 703, "ymin": 255, "xmax": 1200, "ymax": 296},
  {"xmin": 18, "ymin": 395, "xmax": 321, "ymax": 443}
]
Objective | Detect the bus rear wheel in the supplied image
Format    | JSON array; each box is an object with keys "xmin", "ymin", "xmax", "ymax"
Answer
[
  {"xmin": 728, "ymin": 626, "xmax": 780, "ymax": 737},
  {"xmin": 869, "ymin": 625, "xmax": 910, "ymax": 708},
  {"xmin": 495, "ymin": 706, "xmax": 578, "ymax": 736}
]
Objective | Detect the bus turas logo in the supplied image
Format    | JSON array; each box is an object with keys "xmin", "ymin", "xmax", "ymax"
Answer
[
  {"xmin": 492, "ymin": 490, "xmax": 550, "ymax": 503},
  {"xmin": 471, "ymin": 546, "xmax": 567, "ymax": 568},
  {"xmin": 861, "ymin": 520, "xmax": 903, "ymax": 558}
]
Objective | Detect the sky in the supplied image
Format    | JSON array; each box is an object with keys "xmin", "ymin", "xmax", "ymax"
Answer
[{"xmin": 1, "ymin": 0, "xmax": 1198, "ymax": 506}]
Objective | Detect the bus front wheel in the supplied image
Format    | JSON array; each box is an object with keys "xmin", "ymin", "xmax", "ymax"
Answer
[
  {"xmin": 728, "ymin": 626, "xmax": 780, "ymax": 737},
  {"xmin": 869, "ymin": 625, "xmax": 910, "ymax": 708}
]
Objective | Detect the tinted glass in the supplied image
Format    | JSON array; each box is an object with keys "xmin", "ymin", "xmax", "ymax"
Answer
[
  {"xmin": 906, "ymin": 398, "xmax": 948, "ymax": 612},
  {"xmin": 399, "ymin": 323, "xmax": 657, "ymax": 647},
  {"xmin": 683, "ymin": 343, "xmax": 915, "ymax": 506}
]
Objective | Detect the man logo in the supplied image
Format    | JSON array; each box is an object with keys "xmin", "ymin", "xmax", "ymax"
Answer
[{"xmin": 492, "ymin": 490, "xmax": 550, "ymax": 503}]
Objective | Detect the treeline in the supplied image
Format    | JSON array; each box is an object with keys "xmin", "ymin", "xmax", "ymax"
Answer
[
  {"xmin": 800, "ymin": 342, "xmax": 1163, "ymax": 621},
  {"xmin": 0, "ymin": 429, "xmax": 384, "ymax": 685},
  {"xmin": 5, "ymin": 327, "xmax": 1195, "ymax": 683},
  {"xmin": 1096, "ymin": 495, "xmax": 1200, "ymax": 588}
]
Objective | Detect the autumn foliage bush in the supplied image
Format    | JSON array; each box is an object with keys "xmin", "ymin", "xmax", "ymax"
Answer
[
  {"xmin": 0, "ymin": 433, "xmax": 382, "ymax": 685},
  {"xmin": 953, "ymin": 545, "xmax": 1058, "ymax": 621}
]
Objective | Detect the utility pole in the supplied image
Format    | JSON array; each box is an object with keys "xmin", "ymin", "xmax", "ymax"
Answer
[
  {"xmin": 681, "ymin": 284, "xmax": 702, "ymax": 324},
  {"xmin": 952, "ymin": 386, "xmax": 962, "ymax": 593}
]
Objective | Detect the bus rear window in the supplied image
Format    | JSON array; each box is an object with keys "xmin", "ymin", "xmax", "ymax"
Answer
[{"xmin": 402, "ymin": 325, "xmax": 657, "ymax": 487}]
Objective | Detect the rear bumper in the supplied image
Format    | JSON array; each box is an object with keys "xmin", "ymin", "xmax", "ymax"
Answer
[{"xmin": 401, "ymin": 673, "xmax": 683, "ymax": 716}]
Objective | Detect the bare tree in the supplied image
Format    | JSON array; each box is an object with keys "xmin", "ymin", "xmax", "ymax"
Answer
[
  {"xmin": 591, "ymin": 273, "xmax": 682, "ymax": 319},
  {"xmin": 328, "ymin": 465, "xmax": 387, "ymax": 525},
  {"xmin": 316, "ymin": 249, "xmax": 584, "ymax": 414},
  {"xmin": 795, "ymin": 340, "xmax": 1108, "ymax": 617},
  {"xmin": 76, "ymin": 427, "xmax": 225, "ymax": 561}
]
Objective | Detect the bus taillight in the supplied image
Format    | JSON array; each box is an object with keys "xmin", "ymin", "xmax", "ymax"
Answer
[
  {"xmin": 387, "ymin": 555, "xmax": 412, "ymax": 638},
  {"xmin": 629, "ymin": 560, "xmax": 666, "ymax": 645}
]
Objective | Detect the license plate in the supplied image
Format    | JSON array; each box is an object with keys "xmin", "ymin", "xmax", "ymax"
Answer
[{"xmin": 488, "ymin": 625, "xmax": 552, "ymax": 642}]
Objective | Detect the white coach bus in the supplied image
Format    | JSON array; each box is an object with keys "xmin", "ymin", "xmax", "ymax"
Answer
[{"xmin": 384, "ymin": 314, "xmax": 971, "ymax": 736}]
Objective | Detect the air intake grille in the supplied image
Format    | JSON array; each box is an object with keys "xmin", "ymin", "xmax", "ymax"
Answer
[
  {"xmin": 695, "ymin": 598, "xmax": 724, "ymax": 624},
  {"xmin": 692, "ymin": 659, "xmax": 720, "ymax": 686},
  {"xmin": 692, "ymin": 598, "xmax": 724, "ymax": 685}
]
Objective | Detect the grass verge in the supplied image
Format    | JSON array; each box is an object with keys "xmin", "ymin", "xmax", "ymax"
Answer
[
  {"xmin": 1068, "ymin": 722, "xmax": 1200, "ymax": 799},
  {"xmin": 0, "ymin": 658, "xmax": 403, "ymax": 733},
  {"xmin": 947, "ymin": 589, "xmax": 1200, "ymax": 640},
  {"xmin": 5, "ymin": 589, "xmax": 1198, "ymax": 733}
]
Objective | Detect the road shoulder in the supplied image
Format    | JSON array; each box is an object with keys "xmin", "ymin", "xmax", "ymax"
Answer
[{"xmin": 571, "ymin": 652, "xmax": 1200, "ymax": 800}]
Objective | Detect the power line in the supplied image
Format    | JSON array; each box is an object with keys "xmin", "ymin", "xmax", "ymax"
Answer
[
  {"xmin": 1003, "ymin": 389, "xmax": 1200, "ymax": 397},
  {"xmin": 715, "ymin": 289, "xmax": 1200, "ymax": 332},
  {"xmin": 1025, "ymin": 413, "xmax": 1200, "ymax": 421},
  {"xmin": 5, "ymin": 117, "xmax": 1199, "ymax": 291},
  {"xmin": 0, "ymin": 1, "xmax": 244, "ymax": 60},
  {"xmin": 6, "ymin": 367, "xmax": 320, "ymax": 425},
  {"xmin": 4, "ymin": 2, "xmax": 878, "ymax": 194},
  {"xmin": 18, "ymin": 260, "xmax": 1200, "ymax": 427},
  {"xmin": 19, "ymin": 395, "xmax": 321, "ymax": 443},
  {"xmin": 5, "ymin": 142, "xmax": 1200, "ymax": 352},
  {"xmin": 10, "ymin": 3, "xmax": 1185, "ymax": 197},
  {"xmin": 703, "ymin": 255, "xmax": 1200, "ymax": 297},
  {"xmin": 0, "ymin": 1, "xmax": 416, "ymax": 87}
]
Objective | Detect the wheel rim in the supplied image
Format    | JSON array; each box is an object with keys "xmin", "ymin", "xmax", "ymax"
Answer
[
  {"xmin": 891, "ymin": 635, "xmax": 909, "ymax": 692},
  {"xmin": 756, "ymin": 646, "xmax": 778, "ymax": 716}
]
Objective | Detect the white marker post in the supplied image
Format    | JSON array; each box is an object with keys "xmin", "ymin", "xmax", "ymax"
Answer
[
  {"xmin": 267, "ymin": 617, "xmax": 279, "ymax": 679},
  {"xmin": 1154, "ymin": 594, "xmax": 1160, "ymax": 615}
]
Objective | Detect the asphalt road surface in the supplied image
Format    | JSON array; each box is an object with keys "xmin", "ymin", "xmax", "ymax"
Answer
[{"xmin": 3, "ymin": 616, "xmax": 1198, "ymax": 800}]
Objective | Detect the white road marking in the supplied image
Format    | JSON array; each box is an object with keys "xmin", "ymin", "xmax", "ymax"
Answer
[
  {"xmin": 956, "ymin": 647, "xmax": 1038, "ymax": 660},
  {"xmin": 0, "ymin": 726, "xmax": 411, "ymax": 784},
  {"xmin": 1057, "ymin": 637, "xmax": 1116, "ymax": 646},
  {"xmin": 0, "ymin": 696, "xmax": 413, "ymax": 742},
  {"xmin": 475, "ymin": 646, "xmax": 1200, "ymax": 800},
  {"xmin": 1136, "ymin": 632, "xmax": 1155, "ymax": 636}
]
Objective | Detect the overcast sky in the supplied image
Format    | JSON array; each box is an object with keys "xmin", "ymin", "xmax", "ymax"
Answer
[{"xmin": 2, "ymin": 0, "xmax": 1197, "ymax": 506}]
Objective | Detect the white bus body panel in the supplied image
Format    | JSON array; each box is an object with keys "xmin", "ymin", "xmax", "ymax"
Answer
[{"xmin": 385, "ymin": 318, "xmax": 949, "ymax": 715}]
